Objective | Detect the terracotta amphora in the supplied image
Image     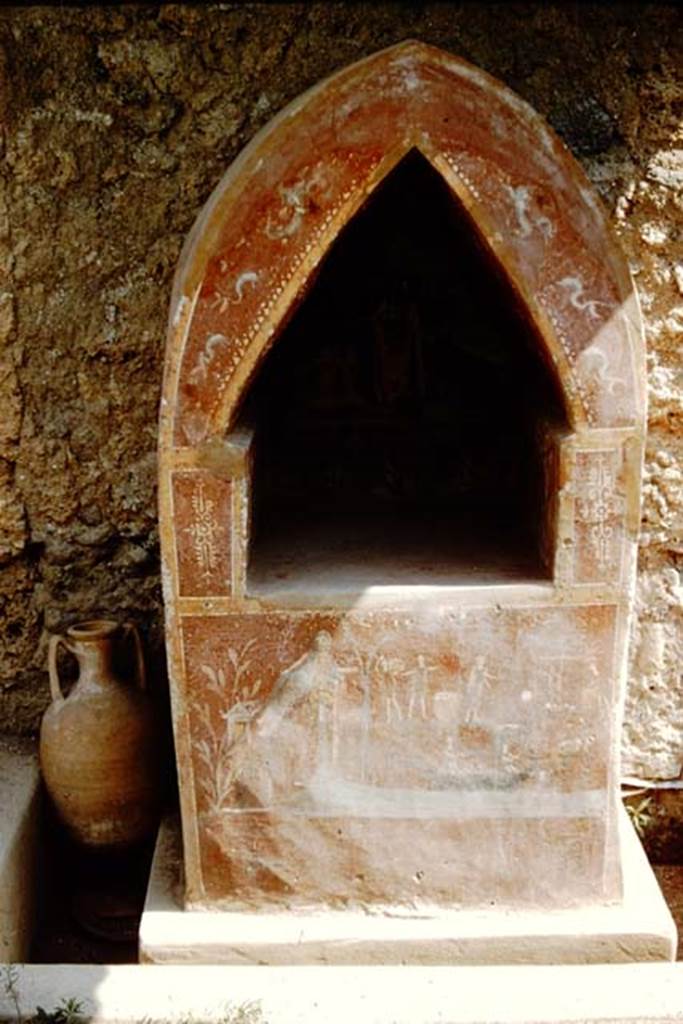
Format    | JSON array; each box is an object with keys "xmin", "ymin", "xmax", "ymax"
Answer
[{"xmin": 40, "ymin": 619, "xmax": 163, "ymax": 849}]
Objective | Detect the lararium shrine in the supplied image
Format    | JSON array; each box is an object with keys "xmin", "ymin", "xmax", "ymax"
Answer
[{"xmin": 142, "ymin": 41, "xmax": 676, "ymax": 965}]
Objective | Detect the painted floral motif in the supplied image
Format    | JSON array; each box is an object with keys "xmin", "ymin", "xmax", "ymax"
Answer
[
  {"xmin": 576, "ymin": 453, "xmax": 619, "ymax": 572},
  {"xmin": 193, "ymin": 638, "xmax": 263, "ymax": 813},
  {"xmin": 185, "ymin": 481, "xmax": 220, "ymax": 578}
]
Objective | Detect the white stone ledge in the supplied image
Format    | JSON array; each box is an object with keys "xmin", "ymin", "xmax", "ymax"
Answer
[
  {"xmin": 1, "ymin": 963, "xmax": 683, "ymax": 1023},
  {"xmin": 0, "ymin": 739, "xmax": 40, "ymax": 962}
]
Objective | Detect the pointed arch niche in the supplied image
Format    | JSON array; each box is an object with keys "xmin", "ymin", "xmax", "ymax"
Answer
[
  {"xmin": 156, "ymin": 42, "xmax": 658, "ymax": 942},
  {"xmin": 244, "ymin": 148, "xmax": 568, "ymax": 591}
]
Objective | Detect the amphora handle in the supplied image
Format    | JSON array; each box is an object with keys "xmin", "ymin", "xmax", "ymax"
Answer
[
  {"xmin": 123, "ymin": 621, "xmax": 147, "ymax": 690},
  {"xmin": 48, "ymin": 634, "xmax": 69, "ymax": 702}
]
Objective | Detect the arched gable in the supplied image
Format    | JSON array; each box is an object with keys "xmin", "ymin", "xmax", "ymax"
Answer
[{"xmin": 161, "ymin": 40, "xmax": 644, "ymax": 453}]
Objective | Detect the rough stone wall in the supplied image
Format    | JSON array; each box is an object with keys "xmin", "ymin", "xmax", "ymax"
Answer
[{"xmin": 0, "ymin": 4, "xmax": 680, "ymax": 781}]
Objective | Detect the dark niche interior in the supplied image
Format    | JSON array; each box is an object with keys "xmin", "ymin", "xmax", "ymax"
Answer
[{"xmin": 241, "ymin": 150, "xmax": 569, "ymax": 593}]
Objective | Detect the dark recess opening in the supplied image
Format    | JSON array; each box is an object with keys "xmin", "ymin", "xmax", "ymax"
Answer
[{"xmin": 241, "ymin": 150, "xmax": 568, "ymax": 592}]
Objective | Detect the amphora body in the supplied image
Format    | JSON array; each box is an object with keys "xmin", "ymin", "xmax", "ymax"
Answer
[{"xmin": 40, "ymin": 620, "xmax": 162, "ymax": 848}]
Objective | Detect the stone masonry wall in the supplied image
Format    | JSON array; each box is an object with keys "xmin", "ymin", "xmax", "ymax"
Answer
[{"xmin": 0, "ymin": 4, "xmax": 680, "ymax": 782}]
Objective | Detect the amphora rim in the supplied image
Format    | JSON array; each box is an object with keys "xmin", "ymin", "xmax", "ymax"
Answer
[{"xmin": 65, "ymin": 619, "xmax": 120, "ymax": 642}]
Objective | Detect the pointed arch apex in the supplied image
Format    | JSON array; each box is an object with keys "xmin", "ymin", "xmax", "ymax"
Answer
[{"xmin": 384, "ymin": 38, "xmax": 432, "ymax": 58}]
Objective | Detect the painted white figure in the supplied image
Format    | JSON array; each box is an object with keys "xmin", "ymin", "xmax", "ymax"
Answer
[
  {"xmin": 253, "ymin": 631, "xmax": 340, "ymax": 747},
  {"xmin": 462, "ymin": 655, "xmax": 494, "ymax": 726},
  {"xmin": 406, "ymin": 654, "xmax": 435, "ymax": 720},
  {"xmin": 224, "ymin": 631, "xmax": 347, "ymax": 808},
  {"xmin": 443, "ymin": 735, "xmax": 459, "ymax": 774}
]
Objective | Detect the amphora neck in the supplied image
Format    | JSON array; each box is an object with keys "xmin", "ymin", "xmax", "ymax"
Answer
[{"xmin": 66, "ymin": 620, "xmax": 119, "ymax": 687}]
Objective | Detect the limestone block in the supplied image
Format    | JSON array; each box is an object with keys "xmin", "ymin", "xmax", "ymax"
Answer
[
  {"xmin": 623, "ymin": 569, "xmax": 683, "ymax": 780},
  {"xmin": 0, "ymin": 739, "xmax": 40, "ymax": 962}
]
